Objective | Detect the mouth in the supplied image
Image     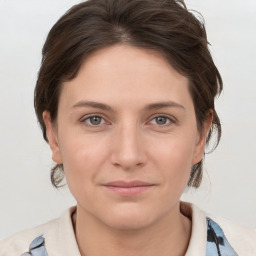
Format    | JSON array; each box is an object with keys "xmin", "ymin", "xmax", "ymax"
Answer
[{"xmin": 102, "ymin": 180, "xmax": 155, "ymax": 196}]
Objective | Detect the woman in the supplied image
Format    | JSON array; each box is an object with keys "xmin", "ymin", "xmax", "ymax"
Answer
[{"xmin": 1, "ymin": 0, "xmax": 255, "ymax": 255}]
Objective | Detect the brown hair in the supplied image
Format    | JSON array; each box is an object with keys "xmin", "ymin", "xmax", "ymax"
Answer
[{"xmin": 34, "ymin": 0, "xmax": 222, "ymax": 188}]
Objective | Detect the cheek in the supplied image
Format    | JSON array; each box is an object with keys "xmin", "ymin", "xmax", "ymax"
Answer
[
  {"xmin": 152, "ymin": 134, "xmax": 196, "ymax": 167},
  {"xmin": 149, "ymin": 132, "xmax": 197, "ymax": 185},
  {"xmin": 57, "ymin": 130, "xmax": 110, "ymax": 191}
]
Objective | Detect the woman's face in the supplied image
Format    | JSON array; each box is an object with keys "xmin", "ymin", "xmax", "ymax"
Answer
[{"xmin": 44, "ymin": 44, "xmax": 209, "ymax": 230}]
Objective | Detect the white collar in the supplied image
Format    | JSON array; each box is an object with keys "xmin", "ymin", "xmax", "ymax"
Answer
[
  {"xmin": 44, "ymin": 206, "xmax": 81, "ymax": 255},
  {"xmin": 43, "ymin": 202, "xmax": 208, "ymax": 256}
]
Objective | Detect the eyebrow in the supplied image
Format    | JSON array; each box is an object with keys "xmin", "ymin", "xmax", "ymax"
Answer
[
  {"xmin": 145, "ymin": 101, "xmax": 185, "ymax": 111},
  {"xmin": 72, "ymin": 100, "xmax": 185, "ymax": 111},
  {"xmin": 72, "ymin": 100, "xmax": 114, "ymax": 111}
]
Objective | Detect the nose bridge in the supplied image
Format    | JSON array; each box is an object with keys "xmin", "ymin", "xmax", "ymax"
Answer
[{"xmin": 111, "ymin": 120, "xmax": 146, "ymax": 169}]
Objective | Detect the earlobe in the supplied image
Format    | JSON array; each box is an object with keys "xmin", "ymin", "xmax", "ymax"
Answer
[
  {"xmin": 42, "ymin": 111, "xmax": 63, "ymax": 164},
  {"xmin": 192, "ymin": 110, "xmax": 213, "ymax": 165}
]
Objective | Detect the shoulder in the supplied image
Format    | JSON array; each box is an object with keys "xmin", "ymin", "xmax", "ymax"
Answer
[
  {"xmin": 0, "ymin": 206, "xmax": 79, "ymax": 256},
  {"xmin": 208, "ymin": 213, "xmax": 256, "ymax": 255},
  {"xmin": 190, "ymin": 202, "xmax": 256, "ymax": 256},
  {"xmin": 0, "ymin": 218, "xmax": 59, "ymax": 256}
]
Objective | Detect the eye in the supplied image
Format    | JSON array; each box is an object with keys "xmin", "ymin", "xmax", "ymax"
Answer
[
  {"xmin": 83, "ymin": 115, "xmax": 105, "ymax": 126},
  {"xmin": 150, "ymin": 115, "xmax": 173, "ymax": 126}
]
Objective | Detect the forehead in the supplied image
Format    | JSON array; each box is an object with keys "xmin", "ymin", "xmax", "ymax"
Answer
[
  {"xmin": 78, "ymin": 44, "xmax": 186, "ymax": 84},
  {"xmin": 59, "ymin": 44, "xmax": 192, "ymax": 110}
]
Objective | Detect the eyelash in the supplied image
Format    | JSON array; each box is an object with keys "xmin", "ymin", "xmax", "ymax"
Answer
[{"xmin": 80, "ymin": 114, "xmax": 175, "ymax": 128}]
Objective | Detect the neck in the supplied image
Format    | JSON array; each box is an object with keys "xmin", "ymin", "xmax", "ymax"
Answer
[{"xmin": 73, "ymin": 203, "xmax": 191, "ymax": 256}]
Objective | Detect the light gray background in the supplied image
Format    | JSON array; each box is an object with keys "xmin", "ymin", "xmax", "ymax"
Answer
[{"xmin": 0, "ymin": 0, "xmax": 255, "ymax": 240}]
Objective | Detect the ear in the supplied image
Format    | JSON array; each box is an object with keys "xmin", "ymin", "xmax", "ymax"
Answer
[
  {"xmin": 42, "ymin": 111, "xmax": 63, "ymax": 164},
  {"xmin": 192, "ymin": 110, "xmax": 213, "ymax": 165}
]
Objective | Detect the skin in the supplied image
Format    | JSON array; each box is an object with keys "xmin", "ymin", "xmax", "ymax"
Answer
[{"xmin": 43, "ymin": 44, "xmax": 212, "ymax": 256}]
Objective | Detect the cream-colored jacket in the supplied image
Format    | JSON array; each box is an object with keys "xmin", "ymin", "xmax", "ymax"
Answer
[{"xmin": 1, "ymin": 202, "xmax": 256, "ymax": 256}]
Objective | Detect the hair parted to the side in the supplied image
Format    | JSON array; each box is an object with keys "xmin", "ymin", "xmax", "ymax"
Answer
[{"xmin": 34, "ymin": 0, "xmax": 222, "ymax": 188}]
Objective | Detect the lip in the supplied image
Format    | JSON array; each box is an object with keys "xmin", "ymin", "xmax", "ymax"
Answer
[{"xmin": 102, "ymin": 180, "xmax": 155, "ymax": 196}]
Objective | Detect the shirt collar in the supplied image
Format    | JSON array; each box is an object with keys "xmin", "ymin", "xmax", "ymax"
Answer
[
  {"xmin": 43, "ymin": 202, "xmax": 208, "ymax": 256},
  {"xmin": 181, "ymin": 202, "xmax": 207, "ymax": 255},
  {"xmin": 44, "ymin": 206, "xmax": 81, "ymax": 256}
]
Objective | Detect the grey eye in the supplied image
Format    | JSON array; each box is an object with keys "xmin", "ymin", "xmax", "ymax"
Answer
[
  {"xmin": 154, "ymin": 116, "xmax": 169, "ymax": 125},
  {"xmin": 87, "ymin": 116, "xmax": 103, "ymax": 125}
]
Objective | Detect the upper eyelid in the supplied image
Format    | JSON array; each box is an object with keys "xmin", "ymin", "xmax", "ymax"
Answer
[
  {"xmin": 79, "ymin": 113, "xmax": 174, "ymax": 118},
  {"xmin": 80, "ymin": 113, "xmax": 107, "ymax": 121},
  {"xmin": 151, "ymin": 114, "xmax": 173, "ymax": 119},
  {"xmin": 148, "ymin": 113, "xmax": 176, "ymax": 122}
]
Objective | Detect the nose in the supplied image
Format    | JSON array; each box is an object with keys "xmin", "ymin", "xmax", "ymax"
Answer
[{"xmin": 110, "ymin": 123, "xmax": 147, "ymax": 171}]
